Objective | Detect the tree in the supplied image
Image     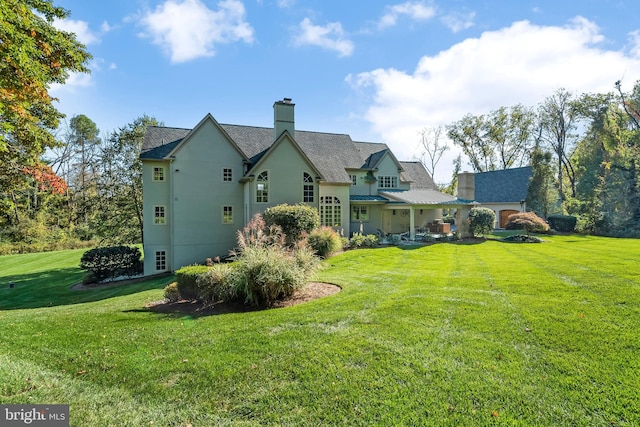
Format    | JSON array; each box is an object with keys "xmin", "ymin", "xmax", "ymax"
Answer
[
  {"xmin": 526, "ymin": 146, "xmax": 557, "ymax": 219},
  {"xmin": 447, "ymin": 105, "xmax": 535, "ymax": 172},
  {"xmin": 538, "ymin": 88, "xmax": 581, "ymax": 200},
  {"xmin": 416, "ymin": 126, "xmax": 449, "ymax": 182},
  {"xmin": 0, "ymin": 0, "xmax": 91, "ymax": 221},
  {"xmin": 92, "ymin": 116, "xmax": 160, "ymax": 244}
]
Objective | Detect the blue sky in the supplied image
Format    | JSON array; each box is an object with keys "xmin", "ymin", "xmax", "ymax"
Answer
[{"xmin": 50, "ymin": 0, "xmax": 640, "ymax": 183}]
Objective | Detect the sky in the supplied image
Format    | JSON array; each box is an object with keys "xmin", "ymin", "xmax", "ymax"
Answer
[{"xmin": 49, "ymin": 0, "xmax": 640, "ymax": 183}]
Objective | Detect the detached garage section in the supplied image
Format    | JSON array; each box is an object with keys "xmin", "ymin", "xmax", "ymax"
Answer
[{"xmin": 457, "ymin": 167, "xmax": 532, "ymax": 229}]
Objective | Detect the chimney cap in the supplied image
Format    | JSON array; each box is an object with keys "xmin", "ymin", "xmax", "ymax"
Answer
[{"xmin": 283, "ymin": 97, "xmax": 292, "ymax": 103}]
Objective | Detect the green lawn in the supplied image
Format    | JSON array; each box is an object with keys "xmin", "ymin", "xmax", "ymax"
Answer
[{"xmin": 1, "ymin": 235, "xmax": 638, "ymax": 426}]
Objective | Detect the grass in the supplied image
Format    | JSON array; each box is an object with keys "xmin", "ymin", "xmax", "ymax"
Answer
[{"xmin": 0, "ymin": 235, "xmax": 639, "ymax": 426}]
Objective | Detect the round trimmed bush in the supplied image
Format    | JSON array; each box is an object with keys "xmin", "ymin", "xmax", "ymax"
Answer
[{"xmin": 468, "ymin": 207, "xmax": 496, "ymax": 237}]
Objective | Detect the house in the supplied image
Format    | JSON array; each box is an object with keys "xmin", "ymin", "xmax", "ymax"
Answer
[
  {"xmin": 457, "ymin": 167, "xmax": 533, "ymax": 228},
  {"xmin": 140, "ymin": 99, "xmax": 475, "ymax": 275}
]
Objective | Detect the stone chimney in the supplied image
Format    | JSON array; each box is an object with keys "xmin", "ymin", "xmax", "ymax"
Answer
[
  {"xmin": 457, "ymin": 171, "xmax": 475, "ymax": 200},
  {"xmin": 274, "ymin": 98, "xmax": 294, "ymax": 139}
]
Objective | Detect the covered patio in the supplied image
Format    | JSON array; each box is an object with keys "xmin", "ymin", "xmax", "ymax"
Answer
[{"xmin": 377, "ymin": 189, "xmax": 477, "ymax": 241}]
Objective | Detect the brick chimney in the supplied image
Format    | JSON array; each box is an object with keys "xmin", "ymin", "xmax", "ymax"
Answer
[
  {"xmin": 274, "ymin": 98, "xmax": 294, "ymax": 140},
  {"xmin": 457, "ymin": 171, "xmax": 475, "ymax": 200}
]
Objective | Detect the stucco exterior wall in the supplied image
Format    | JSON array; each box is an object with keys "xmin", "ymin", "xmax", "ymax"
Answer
[
  {"xmin": 142, "ymin": 160, "xmax": 172, "ymax": 275},
  {"xmin": 246, "ymin": 136, "xmax": 319, "ymax": 219}
]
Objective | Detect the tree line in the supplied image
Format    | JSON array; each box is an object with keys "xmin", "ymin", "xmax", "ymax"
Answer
[{"xmin": 421, "ymin": 84, "xmax": 640, "ymax": 237}]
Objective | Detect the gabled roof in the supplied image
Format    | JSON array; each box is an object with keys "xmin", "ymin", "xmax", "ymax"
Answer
[
  {"xmin": 474, "ymin": 166, "xmax": 532, "ymax": 203},
  {"xmin": 244, "ymin": 130, "xmax": 324, "ymax": 180},
  {"xmin": 399, "ymin": 161, "xmax": 437, "ymax": 190},
  {"xmin": 140, "ymin": 119, "xmax": 435, "ymax": 187}
]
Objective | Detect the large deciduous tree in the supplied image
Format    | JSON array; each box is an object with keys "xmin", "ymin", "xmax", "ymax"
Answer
[
  {"xmin": 447, "ymin": 104, "xmax": 535, "ymax": 172},
  {"xmin": 416, "ymin": 125, "xmax": 449, "ymax": 182},
  {"xmin": 0, "ymin": 0, "xmax": 91, "ymax": 221}
]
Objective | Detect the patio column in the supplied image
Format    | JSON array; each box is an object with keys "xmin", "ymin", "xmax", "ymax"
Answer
[{"xmin": 409, "ymin": 207, "xmax": 415, "ymax": 241}]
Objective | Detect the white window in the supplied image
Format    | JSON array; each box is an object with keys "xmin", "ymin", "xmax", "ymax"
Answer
[
  {"xmin": 303, "ymin": 172, "xmax": 314, "ymax": 203},
  {"xmin": 223, "ymin": 168, "xmax": 233, "ymax": 182},
  {"xmin": 377, "ymin": 176, "xmax": 398, "ymax": 189},
  {"xmin": 155, "ymin": 251, "xmax": 166, "ymax": 271},
  {"xmin": 223, "ymin": 205, "xmax": 233, "ymax": 224},
  {"xmin": 320, "ymin": 196, "xmax": 341, "ymax": 227},
  {"xmin": 256, "ymin": 171, "xmax": 268, "ymax": 203},
  {"xmin": 351, "ymin": 205, "xmax": 369, "ymax": 221},
  {"xmin": 154, "ymin": 206, "xmax": 166, "ymax": 225},
  {"xmin": 153, "ymin": 167, "xmax": 165, "ymax": 182}
]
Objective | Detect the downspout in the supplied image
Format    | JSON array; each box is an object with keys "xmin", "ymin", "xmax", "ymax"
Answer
[{"xmin": 169, "ymin": 158, "xmax": 175, "ymax": 272}]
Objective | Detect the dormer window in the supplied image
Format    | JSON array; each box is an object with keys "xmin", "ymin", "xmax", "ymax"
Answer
[{"xmin": 377, "ymin": 176, "xmax": 398, "ymax": 189}]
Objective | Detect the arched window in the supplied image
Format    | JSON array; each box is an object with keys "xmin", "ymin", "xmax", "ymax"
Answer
[
  {"xmin": 320, "ymin": 196, "xmax": 341, "ymax": 227},
  {"xmin": 256, "ymin": 171, "xmax": 268, "ymax": 203},
  {"xmin": 303, "ymin": 172, "xmax": 314, "ymax": 203}
]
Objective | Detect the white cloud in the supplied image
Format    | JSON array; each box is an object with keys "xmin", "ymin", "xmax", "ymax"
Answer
[
  {"xmin": 140, "ymin": 0, "xmax": 254, "ymax": 63},
  {"xmin": 378, "ymin": 1, "xmax": 436, "ymax": 29},
  {"xmin": 53, "ymin": 18, "xmax": 100, "ymax": 45},
  {"xmin": 294, "ymin": 18, "xmax": 354, "ymax": 57},
  {"xmin": 277, "ymin": 0, "xmax": 295, "ymax": 8},
  {"xmin": 441, "ymin": 11, "xmax": 475, "ymax": 33},
  {"xmin": 348, "ymin": 17, "xmax": 640, "ymax": 182},
  {"xmin": 629, "ymin": 30, "xmax": 640, "ymax": 58}
]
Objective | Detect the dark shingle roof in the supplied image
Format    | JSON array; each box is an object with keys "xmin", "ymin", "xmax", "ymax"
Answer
[
  {"xmin": 140, "ymin": 120, "xmax": 434, "ymax": 187},
  {"xmin": 399, "ymin": 161, "xmax": 437, "ymax": 190},
  {"xmin": 140, "ymin": 126, "xmax": 189, "ymax": 159},
  {"xmin": 474, "ymin": 167, "xmax": 532, "ymax": 203}
]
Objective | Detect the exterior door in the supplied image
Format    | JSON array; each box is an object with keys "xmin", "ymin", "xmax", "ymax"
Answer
[{"xmin": 500, "ymin": 209, "xmax": 519, "ymax": 228}]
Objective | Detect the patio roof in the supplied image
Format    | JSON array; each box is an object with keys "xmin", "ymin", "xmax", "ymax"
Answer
[
  {"xmin": 349, "ymin": 195, "xmax": 389, "ymax": 202},
  {"xmin": 379, "ymin": 189, "xmax": 475, "ymax": 206}
]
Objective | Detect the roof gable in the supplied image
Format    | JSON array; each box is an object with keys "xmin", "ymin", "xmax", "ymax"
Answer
[{"xmin": 244, "ymin": 131, "xmax": 323, "ymax": 179}]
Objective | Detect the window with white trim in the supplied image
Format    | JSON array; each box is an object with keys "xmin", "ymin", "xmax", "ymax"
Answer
[
  {"xmin": 223, "ymin": 205, "xmax": 233, "ymax": 224},
  {"xmin": 303, "ymin": 172, "xmax": 314, "ymax": 202},
  {"xmin": 350, "ymin": 175, "xmax": 357, "ymax": 186},
  {"xmin": 155, "ymin": 250, "xmax": 166, "ymax": 271},
  {"xmin": 351, "ymin": 205, "xmax": 369, "ymax": 221},
  {"xmin": 320, "ymin": 196, "xmax": 341, "ymax": 227},
  {"xmin": 377, "ymin": 176, "xmax": 398, "ymax": 188},
  {"xmin": 153, "ymin": 167, "xmax": 165, "ymax": 181},
  {"xmin": 222, "ymin": 168, "xmax": 233, "ymax": 182},
  {"xmin": 154, "ymin": 206, "xmax": 166, "ymax": 225},
  {"xmin": 256, "ymin": 171, "xmax": 268, "ymax": 203}
]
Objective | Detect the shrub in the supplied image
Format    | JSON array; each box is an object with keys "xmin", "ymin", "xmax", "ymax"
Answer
[
  {"xmin": 468, "ymin": 207, "xmax": 496, "ymax": 237},
  {"xmin": 307, "ymin": 227, "xmax": 342, "ymax": 258},
  {"xmin": 163, "ymin": 282, "xmax": 181, "ymax": 302},
  {"xmin": 547, "ymin": 214, "xmax": 577, "ymax": 232},
  {"xmin": 80, "ymin": 246, "xmax": 143, "ymax": 282},
  {"xmin": 263, "ymin": 204, "xmax": 320, "ymax": 245},
  {"xmin": 175, "ymin": 265, "xmax": 210, "ymax": 301},
  {"xmin": 505, "ymin": 212, "xmax": 550, "ymax": 234},
  {"xmin": 196, "ymin": 264, "xmax": 237, "ymax": 305},
  {"xmin": 349, "ymin": 233, "xmax": 379, "ymax": 248},
  {"xmin": 233, "ymin": 246, "xmax": 309, "ymax": 308}
]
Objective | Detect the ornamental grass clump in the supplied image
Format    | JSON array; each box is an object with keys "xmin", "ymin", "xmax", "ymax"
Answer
[{"xmin": 307, "ymin": 226, "xmax": 343, "ymax": 258}]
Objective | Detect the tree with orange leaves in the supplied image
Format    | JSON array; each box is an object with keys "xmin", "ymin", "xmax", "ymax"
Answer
[{"xmin": 0, "ymin": 0, "xmax": 91, "ymax": 222}]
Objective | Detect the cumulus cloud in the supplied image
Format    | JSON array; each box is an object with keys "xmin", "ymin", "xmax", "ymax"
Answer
[
  {"xmin": 294, "ymin": 18, "xmax": 354, "ymax": 57},
  {"xmin": 53, "ymin": 18, "xmax": 100, "ymax": 45},
  {"xmin": 348, "ymin": 16, "xmax": 640, "ymax": 182},
  {"xmin": 378, "ymin": 1, "xmax": 436, "ymax": 29},
  {"xmin": 140, "ymin": 0, "xmax": 254, "ymax": 63},
  {"xmin": 630, "ymin": 30, "xmax": 640, "ymax": 58}
]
